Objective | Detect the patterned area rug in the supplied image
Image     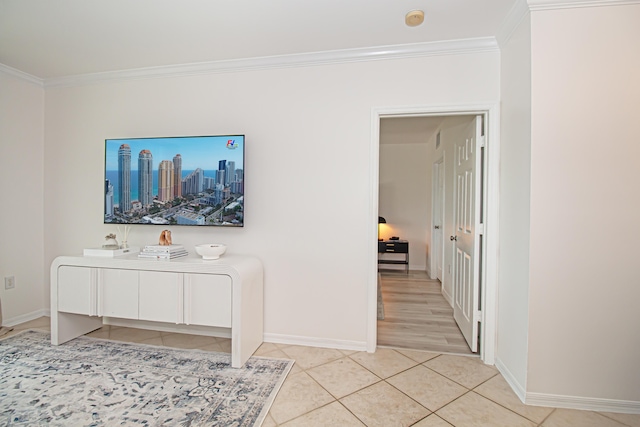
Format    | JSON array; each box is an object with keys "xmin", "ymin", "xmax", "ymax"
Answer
[{"xmin": 0, "ymin": 330, "xmax": 293, "ymax": 426}]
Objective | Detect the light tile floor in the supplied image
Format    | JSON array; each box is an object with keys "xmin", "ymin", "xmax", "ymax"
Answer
[{"xmin": 6, "ymin": 317, "xmax": 640, "ymax": 427}]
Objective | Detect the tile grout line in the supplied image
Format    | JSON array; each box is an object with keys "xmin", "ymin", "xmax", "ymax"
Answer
[
  {"xmin": 536, "ymin": 408, "xmax": 557, "ymax": 427},
  {"xmin": 283, "ymin": 348, "xmax": 437, "ymax": 426},
  {"xmin": 466, "ymin": 373, "xmax": 546, "ymax": 425},
  {"xmin": 284, "ymin": 357, "xmax": 377, "ymax": 426},
  {"xmin": 597, "ymin": 412, "xmax": 637, "ymax": 427}
]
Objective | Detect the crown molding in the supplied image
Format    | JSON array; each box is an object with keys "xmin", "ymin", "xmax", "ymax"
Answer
[
  {"xmin": 496, "ymin": 0, "xmax": 638, "ymax": 45},
  {"xmin": 0, "ymin": 63, "xmax": 43, "ymax": 87},
  {"xmin": 528, "ymin": 0, "xmax": 640, "ymax": 10},
  {"xmin": 496, "ymin": 0, "xmax": 531, "ymax": 47},
  {"xmin": 43, "ymin": 37, "xmax": 498, "ymax": 88}
]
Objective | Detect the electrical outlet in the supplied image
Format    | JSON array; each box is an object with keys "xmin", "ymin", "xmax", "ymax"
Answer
[{"xmin": 4, "ymin": 276, "xmax": 15, "ymax": 290}]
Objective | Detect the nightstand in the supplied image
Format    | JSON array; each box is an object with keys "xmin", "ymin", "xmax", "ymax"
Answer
[{"xmin": 378, "ymin": 240, "xmax": 409, "ymax": 273}]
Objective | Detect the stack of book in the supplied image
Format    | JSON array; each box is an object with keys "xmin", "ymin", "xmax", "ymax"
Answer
[{"xmin": 138, "ymin": 244, "xmax": 188, "ymax": 260}]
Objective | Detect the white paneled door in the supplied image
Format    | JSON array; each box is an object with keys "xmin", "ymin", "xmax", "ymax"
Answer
[
  {"xmin": 433, "ymin": 158, "xmax": 445, "ymax": 281},
  {"xmin": 452, "ymin": 115, "xmax": 483, "ymax": 352}
]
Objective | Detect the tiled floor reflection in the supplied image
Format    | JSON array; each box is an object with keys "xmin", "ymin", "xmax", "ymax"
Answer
[{"xmin": 6, "ymin": 317, "xmax": 640, "ymax": 427}]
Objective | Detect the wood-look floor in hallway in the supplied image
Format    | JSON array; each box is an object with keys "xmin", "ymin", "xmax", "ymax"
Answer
[{"xmin": 377, "ymin": 269, "xmax": 473, "ymax": 355}]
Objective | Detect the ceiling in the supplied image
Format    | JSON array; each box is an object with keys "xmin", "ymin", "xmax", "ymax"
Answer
[{"xmin": 0, "ymin": 0, "xmax": 517, "ymax": 80}]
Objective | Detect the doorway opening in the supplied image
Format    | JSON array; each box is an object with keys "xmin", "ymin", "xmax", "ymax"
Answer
[{"xmin": 368, "ymin": 104, "xmax": 499, "ymax": 364}]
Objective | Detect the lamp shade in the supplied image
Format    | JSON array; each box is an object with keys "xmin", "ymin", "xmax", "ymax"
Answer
[{"xmin": 378, "ymin": 216, "xmax": 387, "ymax": 224}]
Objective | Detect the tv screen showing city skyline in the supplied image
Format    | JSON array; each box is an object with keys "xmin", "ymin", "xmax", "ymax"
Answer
[{"xmin": 104, "ymin": 135, "xmax": 244, "ymax": 227}]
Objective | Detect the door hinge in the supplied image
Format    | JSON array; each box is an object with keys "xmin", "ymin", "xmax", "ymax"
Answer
[
  {"xmin": 478, "ymin": 224, "xmax": 485, "ymax": 235},
  {"xmin": 474, "ymin": 310, "xmax": 482, "ymax": 322}
]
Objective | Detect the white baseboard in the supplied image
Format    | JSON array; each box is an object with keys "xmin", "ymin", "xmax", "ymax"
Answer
[
  {"xmin": 525, "ymin": 392, "xmax": 640, "ymax": 415},
  {"xmin": 495, "ymin": 357, "xmax": 527, "ymax": 403},
  {"xmin": 4, "ymin": 309, "xmax": 50, "ymax": 327},
  {"xmin": 496, "ymin": 357, "xmax": 640, "ymax": 414},
  {"xmin": 264, "ymin": 332, "xmax": 368, "ymax": 352},
  {"xmin": 442, "ymin": 286, "xmax": 453, "ymax": 307}
]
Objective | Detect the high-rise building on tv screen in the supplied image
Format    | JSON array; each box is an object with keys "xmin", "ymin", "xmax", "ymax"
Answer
[{"xmin": 104, "ymin": 135, "xmax": 244, "ymax": 227}]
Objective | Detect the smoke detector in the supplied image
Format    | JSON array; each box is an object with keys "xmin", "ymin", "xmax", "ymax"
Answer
[{"xmin": 405, "ymin": 10, "xmax": 425, "ymax": 27}]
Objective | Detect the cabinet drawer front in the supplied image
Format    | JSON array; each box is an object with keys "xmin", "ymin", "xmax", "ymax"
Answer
[
  {"xmin": 139, "ymin": 271, "xmax": 182, "ymax": 323},
  {"xmin": 100, "ymin": 269, "xmax": 139, "ymax": 318},
  {"xmin": 381, "ymin": 242, "xmax": 408, "ymax": 252},
  {"xmin": 185, "ymin": 274, "xmax": 232, "ymax": 328},
  {"xmin": 58, "ymin": 266, "xmax": 93, "ymax": 315}
]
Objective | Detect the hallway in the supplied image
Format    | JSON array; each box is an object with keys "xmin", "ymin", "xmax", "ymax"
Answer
[{"xmin": 377, "ymin": 270, "xmax": 473, "ymax": 355}]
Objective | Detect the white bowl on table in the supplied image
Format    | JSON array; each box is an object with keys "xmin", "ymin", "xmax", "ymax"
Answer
[{"xmin": 195, "ymin": 243, "xmax": 227, "ymax": 260}]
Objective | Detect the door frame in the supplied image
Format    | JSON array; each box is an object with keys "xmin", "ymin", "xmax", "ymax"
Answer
[
  {"xmin": 368, "ymin": 103, "xmax": 500, "ymax": 364},
  {"xmin": 430, "ymin": 155, "xmax": 445, "ymax": 283}
]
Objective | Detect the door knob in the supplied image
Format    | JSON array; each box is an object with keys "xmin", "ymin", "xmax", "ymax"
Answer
[{"xmin": 450, "ymin": 236, "xmax": 457, "ymax": 241}]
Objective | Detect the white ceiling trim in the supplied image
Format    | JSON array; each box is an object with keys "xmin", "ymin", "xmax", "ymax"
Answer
[
  {"xmin": 496, "ymin": 0, "xmax": 638, "ymax": 46},
  {"xmin": 528, "ymin": 0, "xmax": 640, "ymax": 10},
  {"xmin": 0, "ymin": 63, "xmax": 43, "ymax": 87},
  {"xmin": 496, "ymin": 0, "xmax": 531, "ymax": 46},
  {"xmin": 43, "ymin": 37, "xmax": 499, "ymax": 88}
]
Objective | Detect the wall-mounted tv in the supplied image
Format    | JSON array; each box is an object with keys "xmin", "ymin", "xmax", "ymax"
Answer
[{"xmin": 104, "ymin": 135, "xmax": 244, "ymax": 227}]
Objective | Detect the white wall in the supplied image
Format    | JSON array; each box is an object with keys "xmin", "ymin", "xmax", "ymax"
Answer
[
  {"xmin": 528, "ymin": 4, "xmax": 640, "ymax": 404},
  {"xmin": 496, "ymin": 12, "xmax": 532, "ymax": 397},
  {"xmin": 42, "ymin": 52, "xmax": 500, "ymax": 348},
  {"xmin": 379, "ymin": 142, "xmax": 430, "ymax": 271},
  {"xmin": 0, "ymin": 71, "xmax": 45, "ymax": 322}
]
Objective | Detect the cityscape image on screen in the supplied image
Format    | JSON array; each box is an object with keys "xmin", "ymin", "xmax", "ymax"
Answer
[{"xmin": 104, "ymin": 135, "xmax": 244, "ymax": 226}]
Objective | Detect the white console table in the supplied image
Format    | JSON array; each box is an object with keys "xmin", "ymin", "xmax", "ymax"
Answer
[{"xmin": 50, "ymin": 254, "xmax": 263, "ymax": 368}]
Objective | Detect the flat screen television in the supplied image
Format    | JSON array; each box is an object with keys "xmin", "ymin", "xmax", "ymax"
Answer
[{"xmin": 104, "ymin": 135, "xmax": 244, "ymax": 227}]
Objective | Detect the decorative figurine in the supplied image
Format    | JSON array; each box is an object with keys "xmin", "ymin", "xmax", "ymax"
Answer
[
  {"xmin": 159, "ymin": 230, "xmax": 172, "ymax": 246},
  {"xmin": 102, "ymin": 233, "xmax": 119, "ymax": 249}
]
